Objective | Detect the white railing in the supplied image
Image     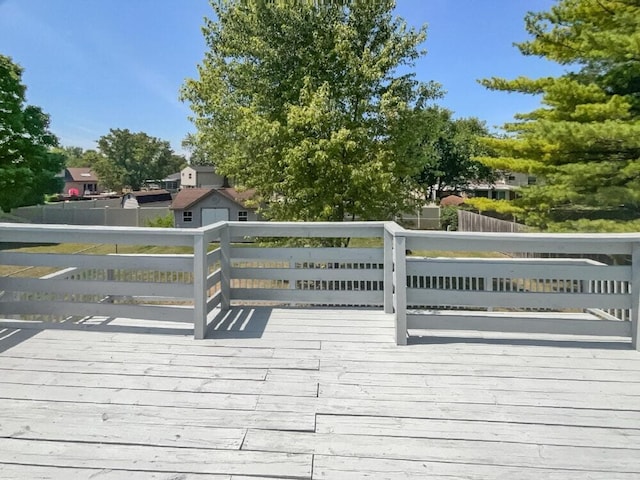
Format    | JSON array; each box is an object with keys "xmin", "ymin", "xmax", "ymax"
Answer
[{"xmin": 1, "ymin": 221, "xmax": 638, "ymax": 349}]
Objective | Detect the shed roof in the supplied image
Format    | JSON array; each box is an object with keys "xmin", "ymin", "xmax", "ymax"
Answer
[
  {"xmin": 185, "ymin": 165, "xmax": 216, "ymax": 173},
  {"xmin": 171, "ymin": 187, "xmax": 256, "ymax": 211},
  {"xmin": 124, "ymin": 190, "xmax": 172, "ymax": 204},
  {"xmin": 66, "ymin": 168, "xmax": 98, "ymax": 182}
]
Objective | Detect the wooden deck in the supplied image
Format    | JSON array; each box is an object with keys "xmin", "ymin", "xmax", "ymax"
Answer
[{"xmin": 1, "ymin": 307, "xmax": 639, "ymax": 479}]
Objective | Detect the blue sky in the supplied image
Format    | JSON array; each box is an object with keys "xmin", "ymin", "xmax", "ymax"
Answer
[{"xmin": 0, "ymin": 0, "xmax": 565, "ymax": 155}]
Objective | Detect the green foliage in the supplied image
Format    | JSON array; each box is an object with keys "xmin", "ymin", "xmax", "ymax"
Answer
[
  {"xmin": 477, "ymin": 0, "xmax": 640, "ymax": 232},
  {"xmin": 145, "ymin": 213, "xmax": 175, "ymax": 228},
  {"xmin": 0, "ymin": 55, "xmax": 64, "ymax": 212},
  {"xmin": 412, "ymin": 107, "xmax": 496, "ymax": 200},
  {"xmin": 96, "ymin": 129, "xmax": 186, "ymax": 191},
  {"xmin": 464, "ymin": 197, "xmax": 525, "ymax": 216},
  {"xmin": 182, "ymin": 0, "xmax": 441, "ymax": 221},
  {"xmin": 439, "ymin": 206, "xmax": 459, "ymax": 231},
  {"xmin": 52, "ymin": 146, "xmax": 87, "ymax": 167}
]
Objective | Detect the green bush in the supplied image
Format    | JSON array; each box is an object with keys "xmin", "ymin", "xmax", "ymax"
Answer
[
  {"xmin": 440, "ymin": 206, "xmax": 459, "ymax": 231},
  {"xmin": 146, "ymin": 213, "xmax": 174, "ymax": 228}
]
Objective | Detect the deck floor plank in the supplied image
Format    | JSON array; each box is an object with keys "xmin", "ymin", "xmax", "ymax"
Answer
[{"xmin": 1, "ymin": 307, "xmax": 639, "ymax": 479}]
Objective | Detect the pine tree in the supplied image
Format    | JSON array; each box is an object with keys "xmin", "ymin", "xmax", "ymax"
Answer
[{"xmin": 472, "ymin": 0, "xmax": 640, "ymax": 232}]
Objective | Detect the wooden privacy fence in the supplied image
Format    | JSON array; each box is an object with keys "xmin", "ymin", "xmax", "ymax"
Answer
[
  {"xmin": 0, "ymin": 221, "xmax": 638, "ymax": 348},
  {"xmin": 458, "ymin": 209, "xmax": 527, "ymax": 232}
]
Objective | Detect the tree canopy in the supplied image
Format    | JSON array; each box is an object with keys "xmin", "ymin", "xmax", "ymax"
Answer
[
  {"xmin": 182, "ymin": 0, "xmax": 441, "ymax": 221},
  {"xmin": 412, "ymin": 107, "xmax": 495, "ymax": 201},
  {"xmin": 473, "ymin": 0, "xmax": 640, "ymax": 232},
  {"xmin": 95, "ymin": 129, "xmax": 185, "ymax": 191},
  {"xmin": 0, "ymin": 55, "xmax": 64, "ymax": 212}
]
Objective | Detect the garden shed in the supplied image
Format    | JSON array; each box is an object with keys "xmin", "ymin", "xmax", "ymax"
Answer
[{"xmin": 171, "ymin": 187, "xmax": 258, "ymax": 228}]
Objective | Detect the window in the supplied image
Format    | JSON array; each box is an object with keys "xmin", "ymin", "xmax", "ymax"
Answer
[
  {"xmin": 238, "ymin": 211, "xmax": 248, "ymax": 221},
  {"xmin": 183, "ymin": 211, "xmax": 193, "ymax": 222},
  {"xmin": 188, "ymin": 173, "xmax": 192, "ymax": 179}
]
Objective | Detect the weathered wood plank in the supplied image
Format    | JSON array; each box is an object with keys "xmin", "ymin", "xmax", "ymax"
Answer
[
  {"xmin": 30, "ymin": 326, "xmax": 323, "ymax": 349},
  {"xmin": 0, "ymin": 384, "xmax": 258, "ymax": 411},
  {"xmin": 0, "ymin": 357, "xmax": 268, "ymax": 380},
  {"xmin": 0, "ymin": 418, "xmax": 245, "ymax": 450},
  {"xmin": 0, "ymin": 438, "xmax": 313, "ymax": 477},
  {"xmin": 242, "ymin": 429, "xmax": 640, "ymax": 472},
  {"xmin": 3, "ymin": 398, "xmax": 316, "ymax": 432},
  {"xmin": 317, "ymin": 383, "xmax": 640, "ymax": 410},
  {"xmin": 318, "ymin": 359, "xmax": 640, "ymax": 381},
  {"xmin": 266, "ymin": 369, "xmax": 640, "ymax": 394},
  {"xmin": 0, "ymin": 464, "xmax": 225, "ymax": 480},
  {"xmin": 315, "ymin": 414, "xmax": 640, "ymax": 448},
  {"xmin": 0, "ymin": 348, "xmax": 319, "ymax": 370},
  {"xmin": 312, "ymin": 454, "xmax": 640, "ymax": 480},
  {"xmin": 318, "ymin": 337, "xmax": 637, "ymax": 359},
  {"xmin": 0, "ymin": 369, "xmax": 318, "ymax": 397},
  {"xmin": 256, "ymin": 396, "xmax": 640, "ymax": 429},
  {"xmin": 278, "ymin": 348, "xmax": 640, "ymax": 370}
]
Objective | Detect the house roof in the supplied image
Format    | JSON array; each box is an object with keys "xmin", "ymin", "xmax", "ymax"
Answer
[
  {"xmin": 163, "ymin": 172, "xmax": 181, "ymax": 181},
  {"xmin": 185, "ymin": 165, "xmax": 216, "ymax": 173},
  {"xmin": 171, "ymin": 187, "xmax": 256, "ymax": 211},
  {"xmin": 124, "ymin": 190, "xmax": 172, "ymax": 204},
  {"xmin": 440, "ymin": 195, "xmax": 465, "ymax": 206},
  {"xmin": 66, "ymin": 168, "xmax": 98, "ymax": 182}
]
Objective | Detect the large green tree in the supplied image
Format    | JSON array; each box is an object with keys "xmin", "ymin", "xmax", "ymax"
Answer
[
  {"xmin": 413, "ymin": 107, "xmax": 495, "ymax": 201},
  {"xmin": 95, "ymin": 129, "xmax": 185, "ymax": 191},
  {"xmin": 473, "ymin": 0, "xmax": 640, "ymax": 231},
  {"xmin": 53, "ymin": 146, "xmax": 88, "ymax": 168},
  {"xmin": 182, "ymin": 0, "xmax": 440, "ymax": 221},
  {"xmin": 0, "ymin": 55, "xmax": 64, "ymax": 212}
]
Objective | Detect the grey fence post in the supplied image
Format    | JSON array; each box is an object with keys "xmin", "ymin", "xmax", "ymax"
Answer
[
  {"xmin": 383, "ymin": 227, "xmax": 394, "ymax": 314},
  {"xmin": 193, "ymin": 232, "xmax": 208, "ymax": 339},
  {"xmin": 393, "ymin": 233, "xmax": 407, "ymax": 345},
  {"xmin": 631, "ymin": 243, "xmax": 640, "ymax": 350},
  {"xmin": 220, "ymin": 225, "xmax": 231, "ymax": 311}
]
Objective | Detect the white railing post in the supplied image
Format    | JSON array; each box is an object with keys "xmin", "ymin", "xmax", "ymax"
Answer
[
  {"xmin": 631, "ymin": 243, "xmax": 640, "ymax": 350},
  {"xmin": 193, "ymin": 231, "xmax": 208, "ymax": 339},
  {"xmin": 383, "ymin": 227, "xmax": 394, "ymax": 313},
  {"xmin": 220, "ymin": 224, "xmax": 231, "ymax": 310},
  {"xmin": 393, "ymin": 232, "xmax": 407, "ymax": 345}
]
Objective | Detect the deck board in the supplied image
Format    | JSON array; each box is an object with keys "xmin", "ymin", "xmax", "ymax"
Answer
[{"xmin": 1, "ymin": 307, "xmax": 639, "ymax": 479}]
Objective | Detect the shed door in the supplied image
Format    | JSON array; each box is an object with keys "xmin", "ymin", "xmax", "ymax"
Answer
[{"xmin": 202, "ymin": 208, "xmax": 229, "ymax": 225}]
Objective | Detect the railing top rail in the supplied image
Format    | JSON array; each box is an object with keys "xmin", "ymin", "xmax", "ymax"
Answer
[
  {"xmin": 228, "ymin": 221, "xmax": 386, "ymax": 238},
  {"xmin": 0, "ymin": 222, "xmax": 199, "ymax": 247},
  {"xmin": 399, "ymin": 229, "xmax": 640, "ymax": 242}
]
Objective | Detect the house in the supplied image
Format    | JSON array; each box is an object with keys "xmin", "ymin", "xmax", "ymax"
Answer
[
  {"xmin": 62, "ymin": 168, "xmax": 103, "ymax": 196},
  {"xmin": 143, "ymin": 172, "xmax": 181, "ymax": 193},
  {"xmin": 171, "ymin": 187, "xmax": 259, "ymax": 228},
  {"xmin": 121, "ymin": 190, "xmax": 173, "ymax": 208},
  {"xmin": 159, "ymin": 172, "xmax": 181, "ymax": 193},
  {"xmin": 463, "ymin": 172, "xmax": 536, "ymax": 201},
  {"xmin": 180, "ymin": 165, "xmax": 228, "ymax": 189}
]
